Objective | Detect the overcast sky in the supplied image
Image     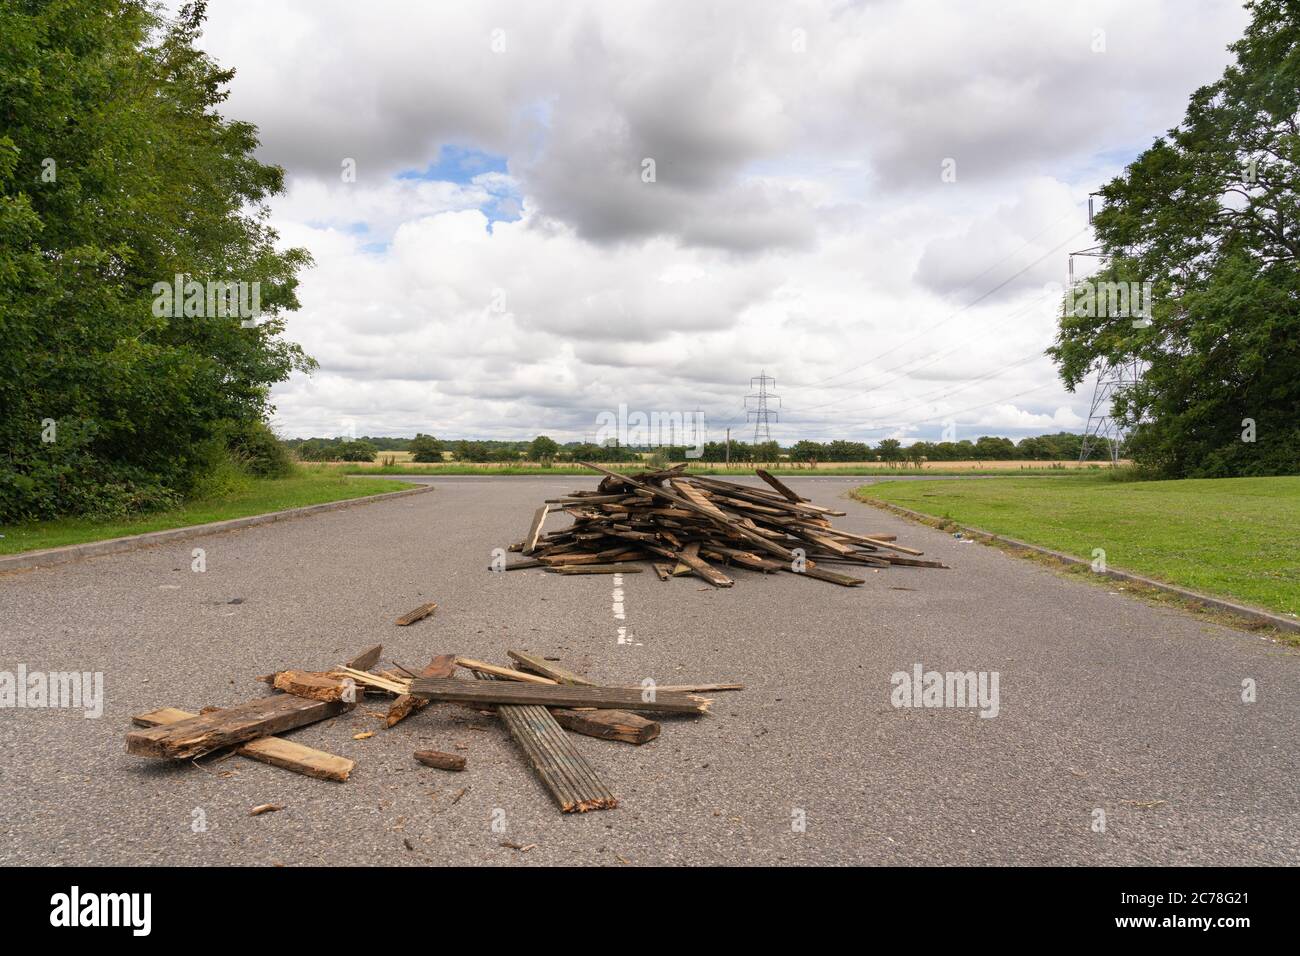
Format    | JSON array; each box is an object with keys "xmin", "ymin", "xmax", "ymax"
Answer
[{"xmin": 189, "ymin": 0, "xmax": 1249, "ymax": 444}]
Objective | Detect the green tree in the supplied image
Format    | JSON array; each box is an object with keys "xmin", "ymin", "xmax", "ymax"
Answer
[
  {"xmin": 409, "ymin": 433, "xmax": 443, "ymax": 462},
  {"xmin": 876, "ymin": 438, "xmax": 904, "ymax": 461},
  {"xmin": 528, "ymin": 435, "xmax": 559, "ymax": 462},
  {"xmin": 0, "ymin": 1, "xmax": 314, "ymax": 520},
  {"xmin": 1049, "ymin": 0, "xmax": 1300, "ymax": 477}
]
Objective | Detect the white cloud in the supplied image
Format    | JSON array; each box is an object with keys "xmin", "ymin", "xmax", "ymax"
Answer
[{"xmin": 180, "ymin": 0, "xmax": 1250, "ymax": 441}]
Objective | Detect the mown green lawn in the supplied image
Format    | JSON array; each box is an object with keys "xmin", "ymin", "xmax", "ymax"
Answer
[
  {"xmin": 0, "ymin": 472, "xmax": 415, "ymax": 555},
  {"xmin": 856, "ymin": 473, "xmax": 1300, "ymax": 618}
]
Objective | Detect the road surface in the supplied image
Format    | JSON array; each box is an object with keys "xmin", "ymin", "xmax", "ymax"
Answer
[{"xmin": 1, "ymin": 475, "xmax": 1295, "ymax": 865}]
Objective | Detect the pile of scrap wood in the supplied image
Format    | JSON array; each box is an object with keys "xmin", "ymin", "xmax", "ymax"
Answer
[
  {"xmin": 124, "ymin": 644, "xmax": 738, "ymax": 814},
  {"xmin": 504, "ymin": 462, "xmax": 947, "ymax": 587}
]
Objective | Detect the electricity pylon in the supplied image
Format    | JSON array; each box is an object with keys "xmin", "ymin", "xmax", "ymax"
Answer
[
  {"xmin": 746, "ymin": 371, "xmax": 780, "ymax": 444},
  {"xmin": 1078, "ymin": 357, "xmax": 1143, "ymax": 464}
]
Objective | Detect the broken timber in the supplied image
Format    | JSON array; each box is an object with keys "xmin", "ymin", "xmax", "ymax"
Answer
[
  {"xmin": 126, "ymin": 693, "xmax": 352, "ymax": 760},
  {"xmin": 132, "ymin": 707, "xmax": 354, "ymax": 781},
  {"xmin": 386, "ymin": 653, "xmax": 456, "ymax": 727},
  {"xmin": 408, "ymin": 677, "xmax": 710, "ymax": 715},
  {"xmin": 514, "ymin": 463, "xmax": 944, "ymax": 588},
  {"xmin": 551, "ymin": 709, "xmax": 660, "ymax": 745},
  {"xmin": 478, "ymin": 673, "xmax": 617, "ymax": 813},
  {"xmin": 414, "ymin": 750, "xmax": 466, "ymax": 771},
  {"xmin": 394, "ymin": 602, "xmax": 438, "ymax": 626}
]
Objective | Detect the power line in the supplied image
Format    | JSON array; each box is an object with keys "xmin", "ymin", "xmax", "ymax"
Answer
[{"xmin": 784, "ymin": 221, "xmax": 1089, "ymax": 394}]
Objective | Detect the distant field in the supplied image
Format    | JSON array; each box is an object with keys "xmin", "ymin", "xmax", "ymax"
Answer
[
  {"xmin": 324, "ymin": 459, "xmax": 1110, "ymax": 476},
  {"xmin": 0, "ymin": 471, "xmax": 413, "ymax": 555},
  {"xmin": 856, "ymin": 473, "xmax": 1300, "ymax": 619}
]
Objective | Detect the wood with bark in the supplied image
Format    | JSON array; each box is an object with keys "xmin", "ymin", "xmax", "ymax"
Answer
[
  {"xmin": 126, "ymin": 694, "xmax": 351, "ymax": 760},
  {"xmin": 414, "ymin": 750, "xmax": 466, "ymax": 771}
]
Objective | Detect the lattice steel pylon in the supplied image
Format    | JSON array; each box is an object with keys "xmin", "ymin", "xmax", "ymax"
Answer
[
  {"xmin": 1072, "ymin": 190, "xmax": 1144, "ymax": 465},
  {"xmin": 746, "ymin": 371, "xmax": 780, "ymax": 444},
  {"xmin": 1078, "ymin": 357, "xmax": 1143, "ymax": 464}
]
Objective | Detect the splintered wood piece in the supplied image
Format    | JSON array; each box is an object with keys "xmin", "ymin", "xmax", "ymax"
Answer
[
  {"xmin": 126, "ymin": 695, "xmax": 351, "ymax": 760},
  {"xmin": 479, "ymin": 674, "xmax": 617, "ymax": 813},
  {"xmin": 386, "ymin": 653, "xmax": 456, "ymax": 727},
  {"xmin": 454, "ymin": 657, "xmax": 557, "ymax": 684},
  {"xmin": 132, "ymin": 709, "xmax": 356, "ymax": 782},
  {"xmin": 755, "ymin": 468, "xmax": 807, "ymax": 503},
  {"xmin": 652, "ymin": 563, "xmax": 672, "ymax": 581},
  {"xmin": 272, "ymin": 670, "xmax": 354, "ymax": 702},
  {"xmin": 395, "ymin": 602, "xmax": 438, "ymax": 626},
  {"xmin": 552, "ymin": 709, "xmax": 660, "ymax": 745},
  {"xmin": 345, "ymin": 644, "xmax": 383, "ymax": 671},
  {"xmin": 506, "ymin": 650, "xmax": 596, "ymax": 686},
  {"xmin": 414, "ymin": 750, "xmax": 466, "ymax": 771},
  {"xmin": 524, "ymin": 505, "xmax": 549, "ymax": 553},
  {"xmin": 408, "ymin": 677, "xmax": 710, "ymax": 715}
]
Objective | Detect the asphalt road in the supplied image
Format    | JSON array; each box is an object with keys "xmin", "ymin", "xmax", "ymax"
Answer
[{"xmin": 1, "ymin": 475, "xmax": 1296, "ymax": 866}]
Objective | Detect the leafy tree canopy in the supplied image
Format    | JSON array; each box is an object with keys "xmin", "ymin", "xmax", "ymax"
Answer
[
  {"xmin": 0, "ymin": 1, "xmax": 314, "ymax": 519},
  {"xmin": 1050, "ymin": 0, "xmax": 1299, "ymax": 477}
]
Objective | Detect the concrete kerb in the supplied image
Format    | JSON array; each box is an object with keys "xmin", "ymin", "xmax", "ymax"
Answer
[
  {"xmin": 861, "ymin": 497, "xmax": 1300, "ymax": 635},
  {"xmin": 0, "ymin": 483, "xmax": 434, "ymax": 575}
]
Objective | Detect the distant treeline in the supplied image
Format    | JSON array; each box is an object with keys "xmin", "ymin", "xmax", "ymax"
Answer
[{"xmin": 282, "ymin": 431, "xmax": 1109, "ymax": 463}]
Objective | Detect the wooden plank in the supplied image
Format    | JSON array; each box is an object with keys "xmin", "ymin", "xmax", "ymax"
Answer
[
  {"xmin": 394, "ymin": 602, "xmax": 438, "ymax": 626},
  {"xmin": 524, "ymin": 505, "xmax": 549, "ymax": 553},
  {"xmin": 479, "ymin": 673, "xmax": 617, "ymax": 812},
  {"xmin": 785, "ymin": 565, "xmax": 865, "ymax": 587},
  {"xmin": 674, "ymin": 546, "xmax": 734, "ymax": 588},
  {"xmin": 552, "ymin": 709, "xmax": 660, "ymax": 745},
  {"xmin": 454, "ymin": 657, "xmax": 556, "ymax": 684},
  {"xmin": 414, "ymin": 750, "xmax": 466, "ymax": 771},
  {"xmin": 385, "ymin": 653, "xmax": 456, "ymax": 727},
  {"xmin": 755, "ymin": 468, "xmax": 807, "ymax": 503},
  {"xmin": 132, "ymin": 707, "xmax": 355, "ymax": 782},
  {"xmin": 506, "ymin": 650, "xmax": 595, "ymax": 686},
  {"xmin": 345, "ymin": 644, "xmax": 383, "ymax": 671},
  {"xmin": 408, "ymin": 677, "xmax": 710, "ymax": 715},
  {"xmin": 652, "ymin": 562, "xmax": 672, "ymax": 581},
  {"xmin": 127, "ymin": 695, "xmax": 351, "ymax": 761},
  {"xmin": 549, "ymin": 563, "xmax": 644, "ymax": 574}
]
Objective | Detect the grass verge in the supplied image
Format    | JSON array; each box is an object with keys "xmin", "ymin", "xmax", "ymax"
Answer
[
  {"xmin": 854, "ymin": 472, "xmax": 1300, "ymax": 621},
  {"xmin": 0, "ymin": 469, "xmax": 415, "ymax": 555}
]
